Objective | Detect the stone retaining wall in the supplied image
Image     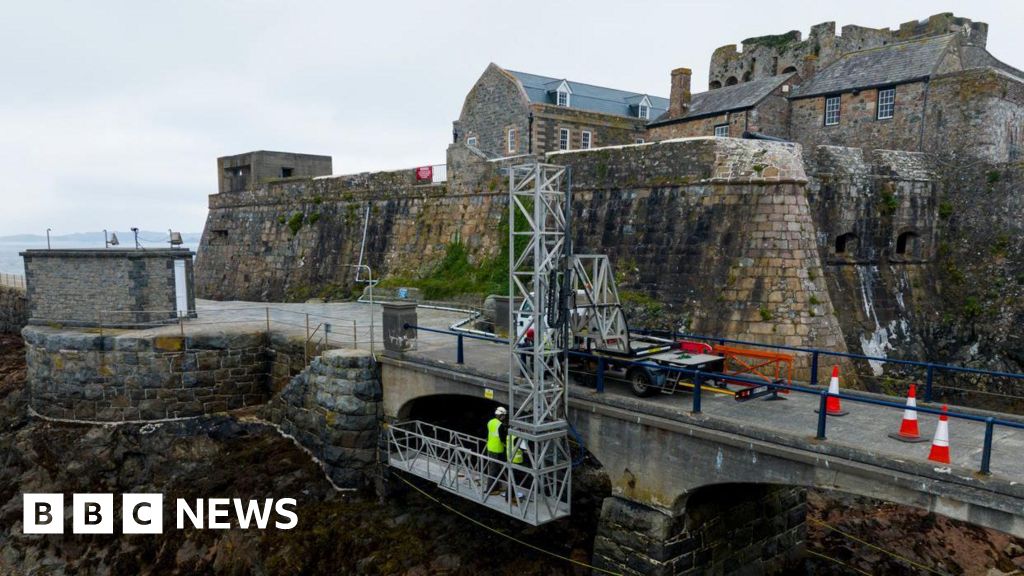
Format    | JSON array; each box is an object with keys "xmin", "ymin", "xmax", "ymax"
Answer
[
  {"xmin": 594, "ymin": 487, "xmax": 806, "ymax": 575},
  {"xmin": 263, "ymin": 349, "xmax": 381, "ymax": 489},
  {"xmin": 23, "ymin": 326, "xmax": 271, "ymax": 421},
  {"xmin": 0, "ymin": 285, "xmax": 27, "ymax": 334}
]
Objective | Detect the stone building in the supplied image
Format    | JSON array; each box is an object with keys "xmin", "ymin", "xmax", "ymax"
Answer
[
  {"xmin": 453, "ymin": 63, "xmax": 668, "ymax": 157},
  {"xmin": 649, "ymin": 13, "xmax": 1024, "ymax": 162},
  {"xmin": 219, "ymin": 150, "xmax": 332, "ymax": 193},
  {"xmin": 647, "ymin": 68, "xmax": 796, "ymax": 140}
]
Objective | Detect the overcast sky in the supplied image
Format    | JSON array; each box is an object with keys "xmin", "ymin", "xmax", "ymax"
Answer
[{"xmin": 1, "ymin": 0, "xmax": 1020, "ymax": 235}]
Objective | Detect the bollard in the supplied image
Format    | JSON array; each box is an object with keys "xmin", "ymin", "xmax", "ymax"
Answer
[
  {"xmin": 596, "ymin": 357, "xmax": 606, "ymax": 393},
  {"xmin": 816, "ymin": 390, "xmax": 829, "ymax": 440},
  {"xmin": 980, "ymin": 417, "xmax": 995, "ymax": 475},
  {"xmin": 810, "ymin": 351, "xmax": 819, "ymax": 387},
  {"xmin": 457, "ymin": 333, "xmax": 464, "ymax": 364},
  {"xmin": 692, "ymin": 371, "xmax": 702, "ymax": 414}
]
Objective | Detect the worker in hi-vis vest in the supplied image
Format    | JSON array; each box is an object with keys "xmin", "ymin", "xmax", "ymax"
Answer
[
  {"xmin": 486, "ymin": 406, "xmax": 507, "ymax": 495},
  {"xmin": 505, "ymin": 430, "xmax": 526, "ymax": 500}
]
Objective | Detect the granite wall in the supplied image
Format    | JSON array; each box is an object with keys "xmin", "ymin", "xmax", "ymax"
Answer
[
  {"xmin": 0, "ymin": 285, "xmax": 27, "ymax": 334},
  {"xmin": 594, "ymin": 486, "xmax": 806, "ymax": 576},
  {"xmin": 263, "ymin": 348, "xmax": 381, "ymax": 489},
  {"xmin": 23, "ymin": 326, "xmax": 270, "ymax": 421},
  {"xmin": 22, "ymin": 249, "xmax": 196, "ymax": 328}
]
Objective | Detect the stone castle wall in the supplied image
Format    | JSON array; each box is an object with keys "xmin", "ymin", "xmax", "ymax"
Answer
[
  {"xmin": 550, "ymin": 138, "xmax": 846, "ymax": 358},
  {"xmin": 707, "ymin": 13, "xmax": 986, "ymax": 90},
  {"xmin": 194, "ymin": 153, "xmax": 508, "ymax": 302},
  {"xmin": 0, "ymin": 285, "xmax": 27, "ymax": 334}
]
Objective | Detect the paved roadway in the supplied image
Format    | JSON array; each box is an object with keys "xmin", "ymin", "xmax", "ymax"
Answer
[
  {"xmin": 137, "ymin": 299, "xmax": 1024, "ymax": 483},
  {"xmin": 406, "ymin": 317, "xmax": 1024, "ymax": 484}
]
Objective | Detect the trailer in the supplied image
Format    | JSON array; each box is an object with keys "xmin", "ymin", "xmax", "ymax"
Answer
[{"xmin": 557, "ymin": 255, "xmax": 793, "ymax": 400}]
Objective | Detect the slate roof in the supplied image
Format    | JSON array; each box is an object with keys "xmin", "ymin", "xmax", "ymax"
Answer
[
  {"xmin": 648, "ymin": 73, "xmax": 794, "ymax": 125},
  {"xmin": 960, "ymin": 45, "xmax": 1024, "ymax": 82},
  {"xmin": 790, "ymin": 34, "xmax": 957, "ymax": 98},
  {"xmin": 507, "ymin": 69, "xmax": 669, "ymax": 120}
]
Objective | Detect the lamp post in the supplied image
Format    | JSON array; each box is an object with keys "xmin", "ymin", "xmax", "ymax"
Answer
[
  {"xmin": 348, "ymin": 264, "xmax": 375, "ymax": 356},
  {"xmin": 46, "ymin": 228, "xmax": 51, "ymax": 250}
]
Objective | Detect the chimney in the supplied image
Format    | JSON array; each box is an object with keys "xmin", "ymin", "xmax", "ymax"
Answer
[{"xmin": 669, "ymin": 68, "xmax": 692, "ymax": 118}]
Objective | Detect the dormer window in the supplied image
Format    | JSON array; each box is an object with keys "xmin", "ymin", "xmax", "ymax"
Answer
[
  {"xmin": 555, "ymin": 80, "xmax": 572, "ymax": 107},
  {"xmin": 637, "ymin": 96, "xmax": 651, "ymax": 119}
]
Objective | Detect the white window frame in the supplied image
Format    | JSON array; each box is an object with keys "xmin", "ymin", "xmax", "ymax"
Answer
[
  {"xmin": 466, "ymin": 136, "xmax": 477, "ymax": 147},
  {"xmin": 635, "ymin": 138, "xmax": 645, "ymax": 144},
  {"xmin": 581, "ymin": 130, "xmax": 592, "ymax": 149},
  {"xmin": 824, "ymin": 95, "xmax": 841, "ymax": 126},
  {"xmin": 638, "ymin": 104, "xmax": 649, "ymax": 119},
  {"xmin": 559, "ymin": 128, "xmax": 570, "ymax": 151},
  {"xmin": 507, "ymin": 128, "xmax": 516, "ymax": 153},
  {"xmin": 877, "ymin": 87, "xmax": 895, "ymax": 120},
  {"xmin": 714, "ymin": 124, "xmax": 729, "ymax": 137},
  {"xmin": 557, "ymin": 90, "xmax": 569, "ymax": 107}
]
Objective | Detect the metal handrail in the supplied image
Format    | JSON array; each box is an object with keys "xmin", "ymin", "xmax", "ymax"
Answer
[{"xmin": 402, "ymin": 323, "xmax": 1024, "ymax": 477}]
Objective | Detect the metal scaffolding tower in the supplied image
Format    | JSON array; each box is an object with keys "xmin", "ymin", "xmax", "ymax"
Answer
[
  {"xmin": 505, "ymin": 162, "xmax": 573, "ymax": 524},
  {"xmin": 385, "ymin": 162, "xmax": 571, "ymax": 525}
]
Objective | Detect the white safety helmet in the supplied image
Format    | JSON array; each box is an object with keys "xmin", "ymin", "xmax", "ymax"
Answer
[{"xmin": 495, "ymin": 407, "xmax": 507, "ymax": 417}]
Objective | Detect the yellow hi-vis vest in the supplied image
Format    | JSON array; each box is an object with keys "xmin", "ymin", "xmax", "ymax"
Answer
[
  {"xmin": 507, "ymin": 433, "xmax": 524, "ymax": 464},
  {"xmin": 486, "ymin": 418, "xmax": 505, "ymax": 454}
]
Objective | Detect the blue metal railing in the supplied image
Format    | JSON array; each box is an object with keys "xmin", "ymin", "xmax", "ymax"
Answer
[
  {"xmin": 632, "ymin": 328, "xmax": 1024, "ymax": 403},
  {"xmin": 404, "ymin": 324, "xmax": 1024, "ymax": 476}
]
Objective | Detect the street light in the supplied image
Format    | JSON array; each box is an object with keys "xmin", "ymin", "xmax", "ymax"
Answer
[
  {"xmin": 348, "ymin": 264, "xmax": 375, "ymax": 356},
  {"xmin": 46, "ymin": 228, "xmax": 51, "ymax": 250}
]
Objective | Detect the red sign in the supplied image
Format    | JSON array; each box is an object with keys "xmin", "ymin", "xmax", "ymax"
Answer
[{"xmin": 415, "ymin": 166, "xmax": 433, "ymax": 182}]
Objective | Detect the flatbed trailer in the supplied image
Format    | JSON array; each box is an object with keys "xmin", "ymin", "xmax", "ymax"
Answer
[{"xmin": 568, "ymin": 332, "xmax": 790, "ymax": 400}]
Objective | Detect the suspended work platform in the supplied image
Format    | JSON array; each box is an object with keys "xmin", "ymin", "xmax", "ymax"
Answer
[{"xmin": 386, "ymin": 420, "xmax": 572, "ymax": 525}]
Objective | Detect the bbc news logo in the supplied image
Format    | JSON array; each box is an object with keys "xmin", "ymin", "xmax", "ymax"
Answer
[{"xmin": 23, "ymin": 494, "xmax": 298, "ymax": 534}]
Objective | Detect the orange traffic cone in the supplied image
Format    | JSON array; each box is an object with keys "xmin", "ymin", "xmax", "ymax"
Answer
[
  {"xmin": 815, "ymin": 365, "xmax": 848, "ymax": 416},
  {"xmin": 889, "ymin": 384, "xmax": 928, "ymax": 443},
  {"xmin": 928, "ymin": 405, "xmax": 951, "ymax": 464}
]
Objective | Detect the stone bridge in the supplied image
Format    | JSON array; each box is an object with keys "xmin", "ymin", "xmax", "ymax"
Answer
[{"xmin": 380, "ymin": 319, "xmax": 1024, "ymax": 575}]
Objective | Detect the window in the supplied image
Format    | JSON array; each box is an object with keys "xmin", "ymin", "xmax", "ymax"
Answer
[
  {"xmin": 581, "ymin": 131, "xmax": 592, "ymax": 149},
  {"xmin": 638, "ymin": 104, "xmax": 649, "ymax": 119},
  {"xmin": 557, "ymin": 90, "xmax": 570, "ymax": 107},
  {"xmin": 824, "ymin": 95, "xmax": 841, "ymax": 126},
  {"xmin": 714, "ymin": 124, "xmax": 729, "ymax": 137},
  {"xmin": 559, "ymin": 128, "xmax": 570, "ymax": 151},
  {"xmin": 467, "ymin": 136, "xmax": 477, "ymax": 147},
  {"xmin": 877, "ymin": 87, "xmax": 895, "ymax": 120},
  {"xmin": 507, "ymin": 128, "xmax": 516, "ymax": 153},
  {"xmin": 280, "ymin": 167, "xmax": 294, "ymax": 178},
  {"xmin": 635, "ymin": 138, "xmax": 645, "ymax": 144}
]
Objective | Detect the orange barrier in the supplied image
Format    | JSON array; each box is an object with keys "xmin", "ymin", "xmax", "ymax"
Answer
[{"xmin": 711, "ymin": 344, "xmax": 794, "ymax": 390}]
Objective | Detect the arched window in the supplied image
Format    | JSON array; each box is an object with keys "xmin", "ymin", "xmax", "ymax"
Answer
[
  {"xmin": 709, "ymin": 80, "xmax": 722, "ymax": 90},
  {"xmin": 895, "ymin": 230, "xmax": 919, "ymax": 256},
  {"xmin": 782, "ymin": 66, "xmax": 798, "ymax": 74},
  {"xmin": 725, "ymin": 76, "xmax": 738, "ymax": 86},
  {"xmin": 835, "ymin": 233, "xmax": 858, "ymax": 255}
]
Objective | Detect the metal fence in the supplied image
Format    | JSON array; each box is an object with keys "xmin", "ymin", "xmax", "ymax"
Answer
[
  {"xmin": 406, "ymin": 324, "xmax": 1024, "ymax": 477},
  {"xmin": 0, "ymin": 273, "xmax": 25, "ymax": 289}
]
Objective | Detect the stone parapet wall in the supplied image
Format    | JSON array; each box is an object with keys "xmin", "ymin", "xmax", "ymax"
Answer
[
  {"xmin": 23, "ymin": 326, "xmax": 270, "ymax": 421},
  {"xmin": 0, "ymin": 285, "xmax": 27, "ymax": 334},
  {"xmin": 263, "ymin": 349, "xmax": 381, "ymax": 489}
]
